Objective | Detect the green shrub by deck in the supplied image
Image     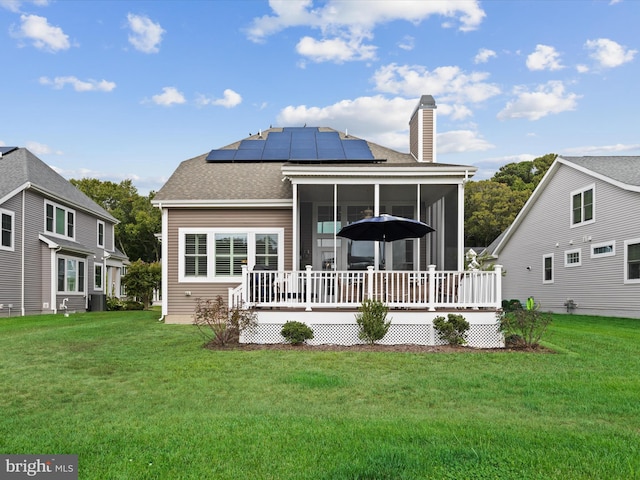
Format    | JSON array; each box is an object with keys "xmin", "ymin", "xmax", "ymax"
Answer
[
  {"xmin": 281, "ymin": 321, "xmax": 314, "ymax": 345},
  {"xmin": 433, "ymin": 313, "xmax": 470, "ymax": 346},
  {"xmin": 355, "ymin": 299, "xmax": 391, "ymax": 344}
]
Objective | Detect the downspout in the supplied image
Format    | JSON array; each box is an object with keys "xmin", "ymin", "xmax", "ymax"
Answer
[
  {"xmin": 159, "ymin": 203, "xmax": 168, "ymax": 321},
  {"xmin": 21, "ymin": 190, "xmax": 25, "ymax": 316}
]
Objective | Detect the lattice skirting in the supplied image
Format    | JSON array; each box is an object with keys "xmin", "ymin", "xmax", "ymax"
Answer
[{"xmin": 242, "ymin": 322, "xmax": 504, "ymax": 349}]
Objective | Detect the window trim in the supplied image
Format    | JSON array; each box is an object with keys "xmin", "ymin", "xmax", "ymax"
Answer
[
  {"xmin": 178, "ymin": 227, "xmax": 285, "ymax": 283},
  {"xmin": 57, "ymin": 254, "xmax": 86, "ymax": 294},
  {"xmin": 591, "ymin": 240, "xmax": 615, "ymax": 258},
  {"xmin": 44, "ymin": 200, "xmax": 76, "ymax": 240},
  {"xmin": 97, "ymin": 220, "xmax": 105, "ymax": 248},
  {"xmin": 0, "ymin": 208, "xmax": 15, "ymax": 252},
  {"xmin": 570, "ymin": 184, "xmax": 595, "ymax": 228},
  {"xmin": 564, "ymin": 248, "xmax": 582, "ymax": 267},
  {"xmin": 542, "ymin": 254, "xmax": 554, "ymax": 284},
  {"xmin": 623, "ymin": 238, "xmax": 640, "ymax": 284}
]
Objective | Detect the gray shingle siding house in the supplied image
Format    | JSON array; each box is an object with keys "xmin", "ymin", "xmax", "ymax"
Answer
[
  {"xmin": 0, "ymin": 147, "xmax": 128, "ymax": 317},
  {"xmin": 490, "ymin": 155, "xmax": 640, "ymax": 319}
]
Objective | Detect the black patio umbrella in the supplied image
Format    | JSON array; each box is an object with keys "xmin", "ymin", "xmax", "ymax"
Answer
[
  {"xmin": 337, "ymin": 214, "xmax": 434, "ymax": 268},
  {"xmin": 337, "ymin": 214, "xmax": 434, "ymax": 243}
]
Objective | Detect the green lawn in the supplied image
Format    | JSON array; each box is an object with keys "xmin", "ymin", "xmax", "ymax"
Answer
[{"xmin": 0, "ymin": 311, "xmax": 638, "ymax": 479}]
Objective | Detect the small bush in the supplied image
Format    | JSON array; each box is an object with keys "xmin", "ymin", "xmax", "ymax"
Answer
[
  {"xmin": 281, "ymin": 321, "xmax": 314, "ymax": 345},
  {"xmin": 123, "ymin": 300, "xmax": 144, "ymax": 310},
  {"xmin": 355, "ymin": 299, "xmax": 391, "ymax": 344},
  {"xmin": 194, "ymin": 296, "xmax": 258, "ymax": 347},
  {"xmin": 502, "ymin": 299, "xmax": 523, "ymax": 312},
  {"xmin": 433, "ymin": 313, "xmax": 470, "ymax": 346},
  {"xmin": 106, "ymin": 296, "xmax": 123, "ymax": 311},
  {"xmin": 498, "ymin": 305, "xmax": 552, "ymax": 348}
]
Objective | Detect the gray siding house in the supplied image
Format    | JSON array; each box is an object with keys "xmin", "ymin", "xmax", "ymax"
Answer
[
  {"xmin": 0, "ymin": 147, "xmax": 128, "ymax": 317},
  {"xmin": 489, "ymin": 155, "xmax": 640, "ymax": 319}
]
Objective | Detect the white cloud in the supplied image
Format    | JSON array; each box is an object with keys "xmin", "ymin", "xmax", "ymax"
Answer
[
  {"xmin": 25, "ymin": 141, "xmax": 62, "ymax": 155},
  {"xmin": 474, "ymin": 48, "xmax": 496, "ymax": 64},
  {"xmin": 127, "ymin": 13, "xmax": 165, "ymax": 53},
  {"xmin": 246, "ymin": 1, "xmax": 485, "ymax": 63},
  {"xmin": 437, "ymin": 130, "xmax": 494, "ymax": 154},
  {"xmin": 39, "ymin": 76, "xmax": 116, "ymax": 92},
  {"xmin": 576, "ymin": 64, "xmax": 589, "ymax": 74},
  {"xmin": 562, "ymin": 143, "xmax": 640, "ymax": 155},
  {"xmin": 1, "ymin": 0, "xmax": 48, "ymax": 13},
  {"xmin": 197, "ymin": 89, "xmax": 243, "ymax": 108},
  {"xmin": 497, "ymin": 81, "xmax": 580, "ymax": 121},
  {"xmin": 296, "ymin": 34, "xmax": 376, "ymax": 63},
  {"xmin": 526, "ymin": 44, "xmax": 563, "ymax": 71},
  {"xmin": 372, "ymin": 63, "xmax": 501, "ymax": 107},
  {"xmin": 13, "ymin": 14, "xmax": 70, "ymax": 52},
  {"xmin": 151, "ymin": 87, "xmax": 186, "ymax": 106},
  {"xmin": 585, "ymin": 38, "xmax": 636, "ymax": 69},
  {"xmin": 398, "ymin": 35, "xmax": 414, "ymax": 51}
]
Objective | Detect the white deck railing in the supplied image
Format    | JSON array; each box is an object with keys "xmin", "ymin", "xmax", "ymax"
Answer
[{"xmin": 230, "ymin": 265, "xmax": 502, "ymax": 312}]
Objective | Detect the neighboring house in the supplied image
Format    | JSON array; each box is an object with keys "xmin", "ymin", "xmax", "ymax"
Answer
[
  {"xmin": 152, "ymin": 95, "xmax": 504, "ymax": 347},
  {"xmin": 488, "ymin": 155, "xmax": 640, "ymax": 319},
  {"xmin": 0, "ymin": 147, "xmax": 128, "ymax": 317}
]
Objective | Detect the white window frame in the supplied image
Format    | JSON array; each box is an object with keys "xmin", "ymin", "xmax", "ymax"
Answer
[
  {"xmin": 564, "ymin": 248, "xmax": 582, "ymax": 267},
  {"xmin": 57, "ymin": 255, "xmax": 86, "ymax": 294},
  {"xmin": 0, "ymin": 208, "xmax": 14, "ymax": 251},
  {"xmin": 45, "ymin": 200, "xmax": 76, "ymax": 240},
  {"xmin": 570, "ymin": 184, "xmax": 595, "ymax": 228},
  {"xmin": 542, "ymin": 254, "xmax": 554, "ymax": 284},
  {"xmin": 94, "ymin": 263, "xmax": 103, "ymax": 291},
  {"xmin": 591, "ymin": 240, "xmax": 615, "ymax": 258},
  {"xmin": 97, "ymin": 220, "xmax": 105, "ymax": 248},
  {"xmin": 178, "ymin": 227, "xmax": 285, "ymax": 283},
  {"xmin": 624, "ymin": 238, "xmax": 640, "ymax": 284}
]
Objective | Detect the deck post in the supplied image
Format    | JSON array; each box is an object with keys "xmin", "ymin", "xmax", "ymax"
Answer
[
  {"xmin": 305, "ymin": 265, "xmax": 313, "ymax": 311},
  {"xmin": 241, "ymin": 265, "xmax": 249, "ymax": 306},
  {"xmin": 427, "ymin": 264, "xmax": 436, "ymax": 311},
  {"xmin": 366, "ymin": 266, "xmax": 374, "ymax": 300},
  {"xmin": 494, "ymin": 264, "xmax": 503, "ymax": 308}
]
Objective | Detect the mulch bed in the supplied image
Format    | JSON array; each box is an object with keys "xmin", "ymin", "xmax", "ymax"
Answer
[{"xmin": 205, "ymin": 342, "xmax": 553, "ymax": 353}]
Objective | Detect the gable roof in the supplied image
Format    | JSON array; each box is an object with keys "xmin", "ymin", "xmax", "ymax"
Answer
[
  {"xmin": 153, "ymin": 127, "xmax": 476, "ymax": 205},
  {"xmin": 490, "ymin": 155, "xmax": 640, "ymax": 256},
  {"xmin": 0, "ymin": 148, "xmax": 117, "ymax": 223}
]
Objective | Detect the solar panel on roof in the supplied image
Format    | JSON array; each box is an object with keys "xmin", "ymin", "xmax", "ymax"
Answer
[
  {"xmin": 206, "ymin": 149, "xmax": 236, "ymax": 161},
  {"xmin": 206, "ymin": 127, "xmax": 379, "ymax": 163},
  {"xmin": 0, "ymin": 146, "xmax": 18, "ymax": 155}
]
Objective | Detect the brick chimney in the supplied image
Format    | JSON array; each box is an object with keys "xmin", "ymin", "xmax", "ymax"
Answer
[{"xmin": 409, "ymin": 95, "xmax": 437, "ymax": 163}]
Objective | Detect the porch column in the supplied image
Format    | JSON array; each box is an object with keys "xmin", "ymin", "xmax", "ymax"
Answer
[
  {"xmin": 494, "ymin": 265, "xmax": 503, "ymax": 308},
  {"xmin": 292, "ymin": 183, "xmax": 299, "ymax": 272},
  {"xmin": 305, "ymin": 265, "xmax": 313, "ymax": 311},
  {"xmin": 457, "ymin": 181, "xmax": 465, "ymax": 271}
]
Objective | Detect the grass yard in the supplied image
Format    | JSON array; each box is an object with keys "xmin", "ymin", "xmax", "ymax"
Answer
[{"xmin": 0, "ymin": 311, "xmax": 639, "ymax": 479}]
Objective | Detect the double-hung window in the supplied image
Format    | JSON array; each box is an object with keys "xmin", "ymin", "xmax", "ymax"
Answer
[
  {"xmin": 94, "ymin": 264, "xmax": 103, "ymax": 290},
  {"xmin": 45, "ymin": 201, "xmax": 75, "ymax": 239},
  {"xmin": 542, "ymin": 254, "xmax": 554, "ymax": 283},
  {"xmin": 624, "ymin": 239, "xmax": 640, "ymax": 283},
  {"xmin": 57, "ymin": 256, "xmax": 85, "ymax": 293},
  {"xmin": 97, "ymin": 220, "xmax": 105, "ymax": 248},
  {"xmin": 179, "ymin": 228, "xmax": 283, "ymax": 282},
  {"xmin": 571, "ymin": 185, "xmax": 594, "ymax": 227},
  {"xmin": 0, "ymin": 209, "xmax": 14, "ymax": 251}
]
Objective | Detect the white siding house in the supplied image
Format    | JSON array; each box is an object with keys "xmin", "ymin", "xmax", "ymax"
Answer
[{"xmin": 489, "ymin": 156, "xmax": 640, "ymax": 319}]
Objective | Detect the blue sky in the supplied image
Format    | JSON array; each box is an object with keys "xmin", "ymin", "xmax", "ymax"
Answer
[{"xmin": 1, "ymin": 0, "xmax": 638, "ymax": 195}]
